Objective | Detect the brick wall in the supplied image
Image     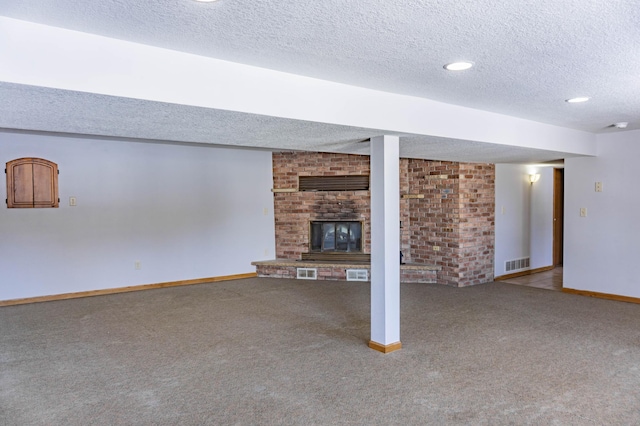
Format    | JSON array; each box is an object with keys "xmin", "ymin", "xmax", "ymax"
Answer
[
  {"xmin": 406, "ymin": 160, "xmax": 461, "ymax": 285},
  {"xmin": 273, "ymin": 152, "xmax": 371, "ymax": 259},
  {"xmin": 400, "ymin": 159, "xmax": 412, "ymax": 263},
  {"xmin": 271, "ymin": 152, "xmax": 495, "ymax": 286},
  {"xmin": 457, "ymin": 163, "xmax": 495, "ymax": 286},
  {"xmin": 405, "ymin": 160, "xmax": 495, "ymax": 286}
]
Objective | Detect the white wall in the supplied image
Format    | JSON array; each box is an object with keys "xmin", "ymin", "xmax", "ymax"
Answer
[
  {"xmin": 564, "ymin": 129, "xmax": 640, "ymax": 298},
  {"xmin": 494, "ymin": 164, "xmax": 554, "ymax": 276},
  {"xmin": 529, "ymin": 167, "xmax": 554, "ymax": 269},
  {"xmin": 0, "ymin": 131, "xmax": 275, "ymax": 301}
]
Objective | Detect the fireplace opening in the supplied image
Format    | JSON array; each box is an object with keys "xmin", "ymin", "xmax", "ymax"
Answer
[{"xmin": 310, "ymin": 221, "xmax": 362, "ymax": 252}]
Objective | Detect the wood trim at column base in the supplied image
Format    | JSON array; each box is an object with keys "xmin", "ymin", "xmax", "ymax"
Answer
[
  {"xmin": 368, "ymin": 340, "xmax": 402, "ymax": 353},
  {"xmin": 562, "ymin": 288, "xmax": 640, "ymax": 305},
  {"xmin": 0, "ymin": 272, "xmax": 258, "ymax": 307}
]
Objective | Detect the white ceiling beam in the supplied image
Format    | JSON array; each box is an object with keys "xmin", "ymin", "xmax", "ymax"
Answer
[{"xmin": 0, "ymin": 17, "xmax": 596, "ymax": 156}]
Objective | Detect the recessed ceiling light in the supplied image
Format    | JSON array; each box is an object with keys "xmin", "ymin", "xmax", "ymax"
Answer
[
  {"xmin": 444, "ymin": 62, "xmax": 474, "ymax": 71},
  {"xmin": 565, "ymin": 97, "xmax": 590, "ymax": 103}
]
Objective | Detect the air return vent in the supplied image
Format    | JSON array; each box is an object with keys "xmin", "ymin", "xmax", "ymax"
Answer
[
  {"xmin": 296, "ymin": 268, "xmax": 317, "ymax": 280},
  {"xmin": 505, "ymin": 257, "xmax": 530, "ymax": 273},
  {"xmin": 346, "ymin": 269, "xmax": 368, "ymax": 281},
  {"xmin": 299, "ymin": 175, "xmax": 369, "ymax": 192}
]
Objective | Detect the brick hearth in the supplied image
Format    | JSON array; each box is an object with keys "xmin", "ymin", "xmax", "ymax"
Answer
[{"xmin": 252, "ymin": 259, "xmax": 440, "ymax": 284}]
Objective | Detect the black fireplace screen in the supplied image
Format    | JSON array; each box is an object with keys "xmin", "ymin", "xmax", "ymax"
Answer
[{"xmin": 310, "ymin": 221, "xmax": 362, "ymax": 252}]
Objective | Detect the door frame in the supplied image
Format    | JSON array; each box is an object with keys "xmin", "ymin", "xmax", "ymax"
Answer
[{"xmin": 553, "ymin": 168, "xmax": 564, "ymax": 266}]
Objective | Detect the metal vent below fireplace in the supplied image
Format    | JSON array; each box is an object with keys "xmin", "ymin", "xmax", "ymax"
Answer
[
  {"xmin": 346, "ymin": 269, "xmax": 368, "ymax": 281},
  {"xmin": 296, "ymin": 268, "xmax": 317, "ymax": 280}
]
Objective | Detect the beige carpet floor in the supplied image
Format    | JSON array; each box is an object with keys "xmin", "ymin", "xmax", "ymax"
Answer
[{"xmin": 1, "ymin": 277, "xmax": 639, "ymax": 425}]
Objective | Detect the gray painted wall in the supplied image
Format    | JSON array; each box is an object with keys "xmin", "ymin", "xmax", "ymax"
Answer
[
  {"xmin": 0, "ymin": 131, "xmax": 275, "ymax": 301},
  {"xmin": 565, "ymin": 129, "xmax": 640, "ymax": 298},
  {"xmin": 494, "ymin": 164, "xmax": 554, "ymax": 276}
]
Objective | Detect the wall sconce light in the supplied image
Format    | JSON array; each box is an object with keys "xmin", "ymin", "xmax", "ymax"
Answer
[{"xmin": 529, "ymin": 174, "xmax": 541, "ymax": 184}]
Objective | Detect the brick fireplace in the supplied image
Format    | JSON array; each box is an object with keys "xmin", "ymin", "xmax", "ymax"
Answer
[{"xmin": 253, "ymin": 152, "xmax": 495, "ymax": 287}]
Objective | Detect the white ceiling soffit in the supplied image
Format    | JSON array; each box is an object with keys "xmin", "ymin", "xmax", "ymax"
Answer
[
  {"xmin": 0, "ymin": 0, "xmax": 640, "ymax": 161},
  {"xmin": 1, "ymin": 0, "xmax": 638, "ymax": 133},
  {"xmin": 0, "ymin": 82, "xmax": 578, "ymax": 164}
]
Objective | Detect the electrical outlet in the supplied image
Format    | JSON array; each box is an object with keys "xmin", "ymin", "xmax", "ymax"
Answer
[
  {"xmin": 580, "ymin": 208, "xmax": 587, "ymax": 217},
  {"xmin": 135, "ymin": 260, "xmax": 141, "ymax": 270},
  {"xmin": 69, "ymin": 196, "xmax": 77, "ymax": 206}
]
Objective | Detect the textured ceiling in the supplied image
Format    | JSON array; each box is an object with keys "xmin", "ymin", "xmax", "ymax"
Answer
[
  {"xmin": 1, "ymin": 0, "xmax": 637, "ymax": 162},
  {"xmin": 0, "ymin": 83, "xmax": 576, "ymax": 163}
]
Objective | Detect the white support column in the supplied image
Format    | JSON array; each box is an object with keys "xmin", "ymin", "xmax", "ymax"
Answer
[{"xmin": 369, "ymin": 135, "xmax": 401, "ymax": 353}]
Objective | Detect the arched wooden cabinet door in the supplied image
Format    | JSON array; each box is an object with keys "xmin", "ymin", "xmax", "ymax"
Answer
[{"xmin": 6, "ymin": 158, "xmax": 59, "ymax": 208}]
